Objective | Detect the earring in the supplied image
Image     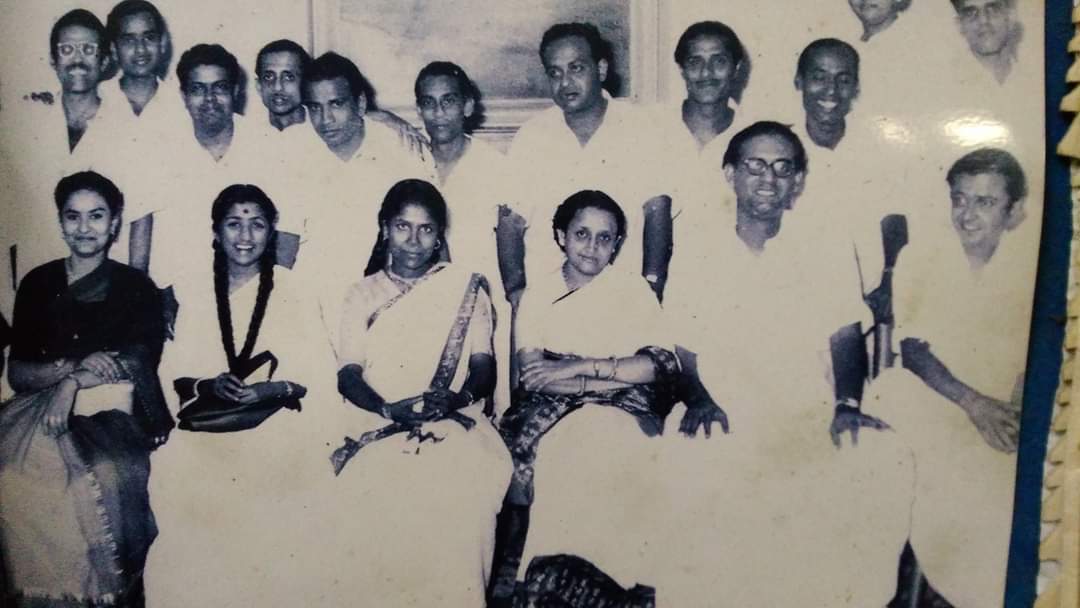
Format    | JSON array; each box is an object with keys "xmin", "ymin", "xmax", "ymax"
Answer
[{"xmin": 434, "ymin": 240, "xmax": 441, "ymax": 251}]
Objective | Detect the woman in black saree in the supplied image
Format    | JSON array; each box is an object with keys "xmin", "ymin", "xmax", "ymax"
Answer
[{"xmin": 0, "ymin": 171, "xmax": 172, "ymax": 607}]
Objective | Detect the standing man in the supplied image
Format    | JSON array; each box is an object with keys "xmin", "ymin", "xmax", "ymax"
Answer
[
  {"xmin": 134, "ymin": 43, "xmax": 309, "ymax": 289},
  {"xmin": 794, "ymin": 38, "xmax": 860, "ymax": 152},
  {"xmin": 659, "ymin": 21, "xmax": 749, "ymax": 281},
  {"xmin": 951, "ymin": 0, "xmax": 1020, "ymax": 82},
  {"xmin": 300, "ymin": 52, "xmax": 435, "ymax": 353},
  {"xmin": 254, "ymin": 39, "xmax": 426, "ymax": 154},
  {"xmin": 509, "ymin": 22, "xmax": 672, "ymax": 299},
  {"xmin": 413, "ymin": 61, "xmax": 519, "ymax": 416},
  {"xmin": 50, "ymin": 9, "xmax": 112, "ymax": 153},
  {"xmin": 2, "ymin": 9, "xmax": 117, "ymax": 291},
  {"xmin": 103, "ymin": 0, "xmax": 174, "ymax": 119},
  {"xmin": 255, "ymin": 39, "xmax": 311, "ymax": 132}
]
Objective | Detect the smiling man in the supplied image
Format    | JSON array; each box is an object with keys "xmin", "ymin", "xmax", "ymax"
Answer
[
  {"xmin": 866, "ymin": 147, "xmax": 1031, "ymax": 606},
  {"xmin": 49, "ymin": 9, "xmax": 112, "ymax": 153},
  {"xmin": 104, "ymin": 1, "xmax": 172, "ymax": 118},
  {"xmin": 1, "ymin": 9, "xmax": 117, "ymax": 288},
  {"xmin": 660, "ymin": 121, "xmax": 911, "ymax": 605},
  {"xmin": 951, "ymin": 0, "xmax": 1020, "ymax": 82},
  {"xmin": 509, "ymin": 22, "xmax": 673, "ymax": 299},
  {"xmin": 794, "ymin": 38, "xmax": 860, "ymax": 151}
]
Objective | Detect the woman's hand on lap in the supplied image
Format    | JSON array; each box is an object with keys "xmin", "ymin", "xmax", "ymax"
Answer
[
  {"xmin": 520, "ymin": 358, "xmax": 585, "ymax": 391},
  {"xmin": 78, "ymin": 351, "xmax": 123, "ymax": 384}
]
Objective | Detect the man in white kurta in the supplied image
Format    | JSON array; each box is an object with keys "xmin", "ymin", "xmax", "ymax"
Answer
[
  {"xmin": 661, "ymin": 122, "xmax": 914, "ymax": 607},
  {"xmin": 131, "ymin": 44, "xmax": 313, "ymax": 292},
  {"xmin": 650, "ymin": 20, "xmax": 753, "ymax": 276},
  {"xmin": 866, "ymin": 148, "xmax": 1035, "ymax": 607},
  {"xmin": 413, "ymin": 61, "xmax": 517, "ymax": 415},
  {"xmin": 2, "ymin": 10, "xmax": 123, "ymax": 283},
  {"xmin": 508, "ymin": 23, "xmax": 672, "ymax": 293}
]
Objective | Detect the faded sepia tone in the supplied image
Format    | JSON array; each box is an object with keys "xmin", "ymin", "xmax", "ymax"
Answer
[{"xmin": 0, "ymin": 1, "xmax": 1046, "ymax": 606}]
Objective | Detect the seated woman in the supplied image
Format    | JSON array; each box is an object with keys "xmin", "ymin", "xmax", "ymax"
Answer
[
  {"xmin": 329, "ymin": 178, "xmax": 511, "ymax": 606},
  {"xmin": 143, "ymin": 184, "xmax": 337, "ymax": 607},
  {"xmin": 499, "ymin": 190, "xmax": 680, "ymax": 594},
  {"xmin": 0, "ymin": 171, "xmax": 172, "ymax": 606}
]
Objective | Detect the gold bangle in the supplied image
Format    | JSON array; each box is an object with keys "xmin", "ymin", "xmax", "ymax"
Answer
[
  {"xmin": 592, "ymin": 359, "xmax": 601, "ymax": 378},
  {"xmin": 606, "ymin": 357, "xmax": 618, "ymax": 380},
  {"xmin": 578, "ymin": 376, "xmax": 587, "ymax": 395}
]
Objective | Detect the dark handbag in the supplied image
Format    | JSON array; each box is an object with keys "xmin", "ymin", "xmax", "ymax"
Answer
[{"xmin": 174, "ymin": 351, "xmax": 301, "ymax": 433}]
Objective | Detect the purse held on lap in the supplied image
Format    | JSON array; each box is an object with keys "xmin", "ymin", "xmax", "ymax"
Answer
[{"xmin": 174, "ymin": 351, "xmax": 300, "ymax": 433}]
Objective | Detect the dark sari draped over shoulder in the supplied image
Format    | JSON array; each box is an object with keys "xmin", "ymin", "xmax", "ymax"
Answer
[
  {"xmin": 0, "ymin": 259, "xmax": 172, "ymax": 607},
  {"xmin": 499, "ymin": 346, "xmax": 680, "ymax": 507}
]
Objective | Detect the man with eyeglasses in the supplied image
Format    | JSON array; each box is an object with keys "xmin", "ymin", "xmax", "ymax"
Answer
[
  {"xmin": 659, "ymin": 121, "xmax": 913, "ymax": 605},
  {"xmin": 48, "ymin": 9, "xmax": 112, "ymax": 153},
  {"xmin": 950, "ymin": 0, "xmax": 1020, "ymax": 83},
  {"xmin": 0, "ymin": 9, "xmax": 121, "ymax": 294}
]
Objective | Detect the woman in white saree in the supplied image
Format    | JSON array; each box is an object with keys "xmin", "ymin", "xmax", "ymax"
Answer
[
  {"xmin": 328, "ymin": 178, "xmax": 511, "ymax": 606},
  {"xmin": 143, "ymin": 185, "xmax": 338, "ymax": 607}
]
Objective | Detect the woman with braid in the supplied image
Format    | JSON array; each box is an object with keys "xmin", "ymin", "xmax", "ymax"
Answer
[{"xmin": 143, "ymin": 184, "xmax": 337, "ymax": 607}]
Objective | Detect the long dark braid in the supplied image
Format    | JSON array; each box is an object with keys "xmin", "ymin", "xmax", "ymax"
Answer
[{"xmin": 210, "ymin": 184, "xmax": 279, "ymax": 373}]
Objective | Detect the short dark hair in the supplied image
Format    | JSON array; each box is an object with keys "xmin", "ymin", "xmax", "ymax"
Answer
[
  {"xmin": 176, "ymin": 43, "xmax": 242, "ymax": 90},
  {"xmin": 256, "ymin": 39, "xmax": 310, "ymax": 76},
  {"xmin": 106, "ymin": 1, "xmax": 171, "ymax": 78},
  {"xmin": 50, "ymin": 9, "xmax": 107, "ymax": 62},
  {"xmin": 723, "ymin": 121, "xmax": 808, "ymax": 174},
  {"xmin": 303, "ymin": 52, "xmax": 377, "ymax": 109},
  {"xmin": 674, "ymin": 21, "xmax": 746, "ymax": 68},
  {"xmin": 106, "ymin": 0, "xmax": 166, "ymax": 43},
  {"xmin": 540, "ymin": 22, "xmax": 614, "ymax": 68},
  {"xmin": 55, "ymin": 171, "xmax": 124, "ymax": 218},
  {"xmin": 551, "ymin": 190, "xmax": 628, "ymax": 262},
  {"xmin": 365, "ymin": 179, "xmax": 449, "ymax": 276},
  {"xmin": 414, "ymin": 61, "xmax": 484, "ymax": 132},
  {"xmin": 797, "ymin": 38, "xmax": 860, "ymax": 80},
  {"xmin": 946, "ymin": 148, "xmax": 1027, "ymax": 207}
]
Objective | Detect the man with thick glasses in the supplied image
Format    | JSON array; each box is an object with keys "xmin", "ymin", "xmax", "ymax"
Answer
[
  {"xmin": 659, "ymin": 121, "xmax": 913, "ymax": 605},
  {"xmin": 49, "ymin": 9, "xmax": 112, "ymax": 153},
  {"xmin": 0, "ymin": 9, "xmax": 120, "ymax": 296}
]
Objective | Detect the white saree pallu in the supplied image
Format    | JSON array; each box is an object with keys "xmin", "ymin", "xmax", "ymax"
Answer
[{"xmin": 318, "ymin": 263, "xmax": 511, "ymax": 607}]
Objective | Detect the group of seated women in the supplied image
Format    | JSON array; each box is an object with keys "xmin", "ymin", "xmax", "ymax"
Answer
[{"xmin": 0, "ymin": 165, "xmax": 700, "ymax": 607}]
